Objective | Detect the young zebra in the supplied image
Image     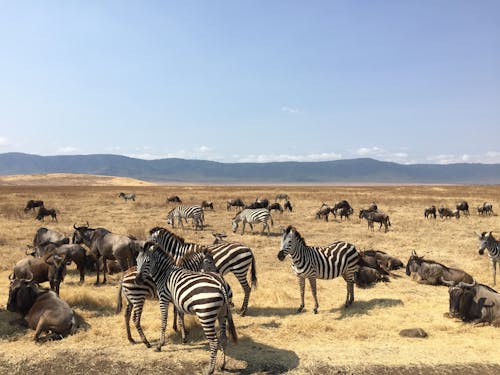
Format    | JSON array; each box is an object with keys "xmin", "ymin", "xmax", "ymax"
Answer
[
  {"xmin": 135, "ymin": 242, "xmax": 237, "ymax": 375},
  {"xmin": 277, "ymin": 225, "xmax": 360, "ymax": 313},
  {"xmin": 477, "ymin": 231, "xmax": 500, "ymax": 286},
  {"xmin": 231, "ymin": 208, "xmax": 273, "ymax": 235},
  {"xmin": 150, "ymin": 226, "xmax": 257, "ymax": 315},
  {"xmin": 167, "ymin": 205, "xmax": 204, "ymax": 230}
]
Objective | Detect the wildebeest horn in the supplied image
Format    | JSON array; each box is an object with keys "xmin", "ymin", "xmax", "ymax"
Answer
[
  {"xmin": 411, "ymin": 249, "xmax": 417, "ymax": 256},
  {"xmin": 25, "ymin": 247, "xmax": 36, "ymax": 256},
  {"xmin": 440, "ymin": 277, "xmax": 456, "ymax": 286},
  {"xmin": 8, "ymin": 272, "xmax": 14, "ymax": 280},
  {"xmin": 25, "ymin": 271, "xmax": 34, "ymax": 283},
  {"xmin": 73, "ymin": 223, "xmax": 78, "ymax": 229},
  {"xmin": 457, "ymin": 279, "xmax": 476, "ymax": 288}
]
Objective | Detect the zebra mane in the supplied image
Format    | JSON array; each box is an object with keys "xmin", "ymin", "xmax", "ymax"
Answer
[
  {"xmin": 149, "ymin": 226, "xmax": 187, "ymax": 244},
  {"xmin": 176, "ymin": 247, "xmax": 209, "ymax": 267},
  {"xmin": 284, "ymin": 225, "xmax": 307, "ymax": 246},
  {"xmin": 145, "ymin": 241, "xmax": 177, "ymax": 264}
]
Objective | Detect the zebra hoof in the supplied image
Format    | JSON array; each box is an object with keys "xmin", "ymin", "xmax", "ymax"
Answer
[
  {"xmin": 144, "ymin": 342, "xmax": 151, "ymax": 348},
  {"xmin": 296, "ymin": 306, "xmax": 304, "ymax": 314},
  {"xmin": 313, "ymin": 308, "xmax": 318, "ymax": 314},
  {"xmin": 239, "ymin": 309, "xmax": 247, "ymax": 317},
  {"xmin": 155, "ymin": 347, "xmax": 162, "ymax": 352}
]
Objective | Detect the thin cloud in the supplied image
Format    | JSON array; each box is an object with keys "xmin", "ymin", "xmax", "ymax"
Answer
[
  {"xmin": 58, "ymin": 146, "xmax": 77, "ymax": 153},
  {"xmin": 281, "ymin": 106, "xmax": 302, "ymax": 114},
  {"xmin": 0, "ymin": 137, "xmax": 9, "ymax": 146},
  {"xmin": 427, "ymin": 152, "xmax": 500, "ymax": 164},
  {"xmin": 237, "ymin": 152, "xmax": 342, "ymax": 163},
  {"xmin": 198, "ymin": 145, "xmax": 211, "ymax": 153},
  {"xmin": 355, "ymin": 146, "xmax": 409, "ymax": 163}
]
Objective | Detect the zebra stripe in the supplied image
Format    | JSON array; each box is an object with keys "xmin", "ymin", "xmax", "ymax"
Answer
[
  {"xmin": 277, "ymin": 225, "xmax": 359, "ymax": 313},
  {"xmin": 135, "ymin": 243, "xmax": 237, "ymax": 375},
  {"xmin": 150, "ymin": 226, "xmax": 257, "ymax": 315},
  {"xmin": 167, "ymin": 205, "xmax": 204, "ymax": 230},
  {"xmin": 231, "ymin": 208, "xmax": 273, "ymax": 235},
  {"xmin": 478, "ymin": 231, "xmax": 500, "ymax": 286}
]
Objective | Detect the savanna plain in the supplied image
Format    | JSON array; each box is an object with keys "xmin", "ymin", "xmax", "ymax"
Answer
[{"xmin": 0, "ymin": 175, "xmax": 499, "ymax": 374}]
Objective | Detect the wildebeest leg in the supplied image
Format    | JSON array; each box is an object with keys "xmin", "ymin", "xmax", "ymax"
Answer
[
  {"xmin": 172, "ymin": 306, "xmax": 178, "ymax": 332},
  {"xmin": 297, "ymin": 276, "xmax": 306, "ymax": 313},
  {"xmin": 308, "ymin": 277, "xmax": 319, "ymax": 314},
  {"xmin": 156, "ymin": 299, "xmax": 169, "ymax": 352},
  {"xmin": 102, "ymin": 258, "xmax": 107, "ymax": 284},
  {"xmin": 34, "ymin": 317, "xmax": 48, "ymax": 342}
]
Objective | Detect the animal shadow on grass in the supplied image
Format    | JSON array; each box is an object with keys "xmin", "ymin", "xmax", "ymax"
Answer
[
  {"xmin": 331, "ymin": 298, "xmax": 404, "ymax": 320},
  {"xmin": 243, "ymin": 306, "xmax": 298, "ymax": 318},
  {"xmin": 225, "ymin": 335, "xmax": 300, "ymax": 374},
  {"xmin": 0, "ymin": 309, "xmax": 28, "ymax": 339}
]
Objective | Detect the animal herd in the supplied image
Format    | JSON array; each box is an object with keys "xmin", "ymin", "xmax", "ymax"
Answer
[{"xmin": 6, "ymin": 192, "xmax": 500, "ymax": 374}]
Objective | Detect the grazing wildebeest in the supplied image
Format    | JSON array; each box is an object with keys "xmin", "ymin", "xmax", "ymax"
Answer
[
  {"xmin": 24, "ymin": 200, "xmax": 44, "ymax": 213},
  {"xmin": 476, "ymin": 231, "xmax": 500, "ymax": 285},
  {"xmin": 201, "ymin": 200, "xmax": 214, "ymax": 210},
  {"xmin": 331, "ymin": 200, "xmax": 352, "ymax": 216},
  {"xmin": 284, "ymin": 200, "xmax": 293, "ymax": 212},
  {"xmin": 405, "ymin": 250, "xmax": 473, "ymax": 286},
  {"xmin": 359, "ymin": 209, "xmax": 391, "ymax": 232},
  {"xmin": 72, "ymin": 223, "xmax": 137, "ymax": 284},
  {"xmin": 33, "ymin": 227, "xmax": 69, "ymax": 247},
  {"xmin": 438, "ymin": 207, "xmax": 460, "ymax": 219},
  {"xmin": 444, "ymin": 279, "xmax": 500, "ymax": 325},
  {"xmin": 166, "ymin": 195, "xmax": 182, "ymax": 204},
  {"xmin": 36, "ymin": 207, "xmax": 57, "ymax": 221},
  {"xmin": 275, "ymin": 193, "xmax": 289, "ymax": 202},
  {"xmin": 315, "ymin": 203, "xmax": 332, "ymax": 221},
  {"xmin": 424, "ymin": 205, "xmax": 437, "ymax": 219},
  {"xmin": 478, "ymin": 202, "xmax": 494, "ymax": 215},
  {"xmin": 456, "ymin": 201, "xmax": 469, "ymax": 216},
  {"xmin": 245, "ymin": 198, "xmax": 269, "ymax": 209},
  {"xmin": 338, "ymin": 206, "xmax": 353, "ymax": 220},
  {"xmin": 118, "ymin": 192, "xmax": 136, "ymax": 202},
  {"xmin": 7, "ymin": 278, "xmax": 76, "ymax": 342},
  {"xmin": 226, "ymin": 198, "xmax": 245, "ymax": 210},
  {"xmin": 10, "ymin": 252, "xmax": 69, "ymax": 295},
  {"xmin": 267, "ymin": 202, "xmax": 283, "ymax": 214}
]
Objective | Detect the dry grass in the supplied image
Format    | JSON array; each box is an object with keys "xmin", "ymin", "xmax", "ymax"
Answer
[{"xmin": 1, "ymin": 181, "xmax": 500, "ymax": 374}]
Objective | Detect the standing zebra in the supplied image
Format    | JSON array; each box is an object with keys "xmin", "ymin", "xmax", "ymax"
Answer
[
  {"xmin": 135, "ymin": 242, "xmax": 237, "ymax": 375},
  {"xmin": 231, "ymin": 208, "xmax": 273, "ymax": 235},
  {"xmin": 167, "ymin": 205, "xmax": 204, "ymax": 230},
  {"xmin": 277, "ymin": 225, "xmax": 360, "ymax": 313},
  {"xmin": 477, "ymin": 231, "xmax": 500, "ymax": 285},
  {"xmin": 150, "ymin": 226, "xmax": 257, "ymax": 315}
]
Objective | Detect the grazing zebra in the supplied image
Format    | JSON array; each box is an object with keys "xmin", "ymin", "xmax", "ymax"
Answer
[
  {"xmin": 118, "ymin": 192, "xmax": 136, "ymax": 201},
  {"xmin": 167, "ymin": 205, "xmax": 204, "ymax": 230},
  {"xmin": 477, "ymin": 231, "xmax": 500, "ymax": 286},
  {"xmin": 150, "ymin": 226, "xmax": 257, "ymax": 315},
  {"xmin": 135, "ymin": 242, "xmax": 237, "ymax": 375},
  {"xmin": 277, "ymin": 225, "xmax": 360, "ymax": 313},
  {"xmin": 232, "ymin": 208, "xmax": 273, "ymax": 235}
]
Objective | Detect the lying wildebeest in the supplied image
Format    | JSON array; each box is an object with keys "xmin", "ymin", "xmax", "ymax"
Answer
[
  {"xmin": 72, "ymin": 223, "xmax": 137, "ymax": 284},
  {"xmin": 166, "ymin": 195, "xmax": 182, "ymax": 204},
  {"xmin": 284, "ymin": 200, "xmax": 293, "ymax": 212},
  {"xmin": 226, "ymin": 198, "xmax": 245, "ymax": 210},
  {"xmin": 201, "ymin": 200, "xmax": 214, "ymax": 210},
  {"xmin": 356, "ymin": 266, "xmax": 390, "ymax": 288},
  {"xmin": 36, "ymin": 207, "xmax": 57, "ymax": 221},
  {"xmin": 424, "ymin": 205, "xmax": 437, "ymax": 219},
  {"xmin": 10, "ymin": 252, "xmax": 69, "ymax": 295},
  {"xmin": 339, "ymin": 206, "xmax": 353, "ymax": 220},
  {"xmin": 331, "ymin": 200, "xmax": 352, "ymax": 216},
  {"xmin": 33, "ymin": 227, "xmax": 69, "ymax": 247},
  {"xmin": 245, "ymin": 198, "xmax": 269, "ymax": 209},
  {"xmin": 118, "ymin": 192, "xmax": 136, "ymax": 202},
  {"xmin": 359, "ymin": 209, "xmax": 391, "ymax": 232},
  {"xmin": 275, "ymin": 193, "xmax": 289, "ymax": 202},
  {"xmin": 7, "ymin": 278, "xmax": 76, "ymax": 342},
  {"xmin": 456, "ymin": 201, "xmax": 469, "ymax": 216},
  {"xmin": 478, "ymin": 202, "xmax": 494, "ymax": 215},
  {"xmin": 24, "ymin": 199, "xmax": 44, "ymax": 213},
  {"xmin": 267, "ymin": 202, "xmax": 283, "ymax": 214},
  {"xmin": 315, "ymin": 203, "xmax": 332, "ymax": 221},
  {"xmin": 405, "ymin": 250, "xmax": 473, "ymax": 286},
  {"xmin": 361, "ymin": 249, "xmax": 404, "ymax": 274},
  {"xmin": 443, "ymin": 279, "xmax": 500, "ymax": 325},
  {"xmin": 438, "ymin": 207, "xmax": 459, "ymax": 219}
]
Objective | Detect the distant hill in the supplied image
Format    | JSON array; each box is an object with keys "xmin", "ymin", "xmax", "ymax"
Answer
[{"xmin": 1, "ymin": 152, "xmax": 500, "ymax": 184}]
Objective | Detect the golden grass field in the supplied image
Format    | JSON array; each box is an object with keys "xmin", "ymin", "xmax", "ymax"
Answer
[{"xmin": 0, "ymin": 174, "xmax": 499, "ymax": 374}]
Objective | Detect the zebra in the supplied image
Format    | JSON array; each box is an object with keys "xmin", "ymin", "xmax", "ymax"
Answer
[
  {"xmin": 118, "ymin": 192, "xmax": 136, "ymax": 201},
  {"xmin": 477, "ymin": 231, "xmax": 500, "ymax": 285},
  {"xmin": 231, "ymin": 208, "xmax": 273, "ymax": 235},
  {"xmin": 277, "ymin": 225, "xmax": 360, "ymax": 313},
  {"xmin": 167, "ymin": 205, "xmax": 204, "ymax": 230},
  {"xmin": 135, "ymin": 242, "xmax": 237, "ymax": 375},
  {"xmin": 150, "ymin": 226, "xmax": 257, "ymax": 315}
]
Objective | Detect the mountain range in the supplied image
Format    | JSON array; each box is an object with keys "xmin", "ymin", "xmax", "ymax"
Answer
[{"xmin": 1, "ymin": 152, "xmax": 500, "ymax": 184}]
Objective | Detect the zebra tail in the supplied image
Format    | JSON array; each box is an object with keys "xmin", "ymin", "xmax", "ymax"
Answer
[
  {"xmin": 250, "ymin": 256, "xmax": 258, "ymax": 290},
  {"xmin": 116, "ymin": 282, "xmax": 123, "ymax": 314},
  {"xmin": 226, "ymin": 303, "xmax": 238, "ymax": 343}
]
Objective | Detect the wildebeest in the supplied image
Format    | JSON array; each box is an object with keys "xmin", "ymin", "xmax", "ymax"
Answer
[
  {"xmin": 405, "ymin": 250, "xmax": 474, "ymax": 286},
  {"xmin": 477, "ymin": 202, "xmax": 493, "ymax": 215},
  {"xmin": 36, "ymin": 207, "xmax": 57, "ymax": 221},
  {"xmin": 456, "ymin": 201, "xmax": 469, "ymax": 216},
  {"xmin": 359, "ymin": 209, "xmax": 391, "ymax": 232},
  {"xmin": 476, "ymin": 231, "xmax": 500, "ymax": 285},
  {"xmin": 7, "ymin": 278, "xmax": 76, "ymax": 342},
  {"xmin": 315, "ymin": 203, "xmax": 332, "ymax": 221},
  {"xmin": 284, "ymin": 200, "xmax": 293, "ymax": 212},
  {"xmin": 444, "ymin": 279, "xmax": 500, "ymax": 325},
  {"xmin": 361, "ymin": 249, "xmax": 404, "ymax": 273},
  {"xmin": 275, "ymin": 193, "xmax": 289, "ymax": 201},
  {"xmin": 201, "ymin": 200, "xmax": 214, "ymax": 210},
  {"xmin": 438, "ymin": 207, "xmax": 459, "ymax": 219},
  {"xmin": 24, "ymin": 200, "xmax": 44, "ymax": 213},
  {"xmin": 356, "ymin": 266, "xmax": 390, "ymax": 288},
  {"xmin": 72, "ymin": 223, "xmax": 137, "ymax": 284},
  {"xmin": 33, "ymin": 227, "xmax": 69, "ymax": 247},
  {"xmin": 166, "ymin": 195, "xmax": 182, "ymax": 204},
  {"xmin": 118, "ymin": 192, "xmax": 136, "ymax": 202},
  {"xmin": 226, "ymin": 198, "xmax": 245, "ymax": 210},
  {"xmin": 10, "ymin": 252, "xmax": 69, "ymax": 295},
  {"xmin": 338, "ymin": 206, "xmax": 353, "ymax": 220},
  {"xmin": 267, "ymin": 202, "xmax": 283, "ymax": 214},
  {"xmin": 331, "ymin": 200, "xmax": 352, "ymax": 216},
  {"xmin": 245, "ymin": 198, "xmax": 269, "ymax": 209},
  {"xmin": 424, "ymin": 205, "xmax": 437, "ymax": 219}
]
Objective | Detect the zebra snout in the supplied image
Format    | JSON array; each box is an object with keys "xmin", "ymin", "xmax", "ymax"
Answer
[{"xmin": 277, "ymin": 250, "xmax": 286, "ymax": 261}]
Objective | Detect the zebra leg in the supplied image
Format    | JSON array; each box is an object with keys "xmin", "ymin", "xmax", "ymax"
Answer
[
  {"xmin": 156, "ymin": 298, "xmax": 169, "ymax": 352},
  {"xmin": 177, "ymin": 311, "xmax": 187, "ymax": 344},
  {"xmin": 241, "ymin": 222, "xmax": 246, "ymax": 235},
  {"xmin": 308, "ymin": 277, "xmax": 319, "ymax": 314},
  {"xmin": 492, "ymin": 259, "xmax": 497, "ymax": 286},
  {"xmin": 297, "ymin": 276, "xmax": 306, "ymax": 313},
  {"xmin": 200, "ymin": 321, "xmax": 219, "ymax": 375},
  {"xmin": 132, "ymin": 300, "xmax": 151, "ymax": 348},
  {"xmin": 238, "ymin": 276, "xmax": 251, "ymax": 316},
  {"xmin": 172, "ymin": 306, "xmax": 178, "ymax": 332},
  {"xmin": 125, "ymin": 301, "xmax": 135, "ymax": 344},
  {"xmin": 344, "ymin": 281, "xmax": 355, "ymax": 308},
  {"xmin": 217, "ymin": 310, "xmax": 228, "ymax": 370}
]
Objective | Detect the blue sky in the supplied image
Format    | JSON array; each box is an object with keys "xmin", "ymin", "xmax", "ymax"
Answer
[{"xmin": 0, "ymin": 1, "xmax": 499, "ymax": 164}]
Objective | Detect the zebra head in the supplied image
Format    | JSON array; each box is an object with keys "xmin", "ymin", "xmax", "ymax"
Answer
[
  {"xmin": 135, "ymin": 241, "xmax": 157, "ymax": 284},
  {"xmin": 476, "ymin": 231, "xmax": 493, "ymax": 255},
  {"xmin": 148, "ymin": 226, "xmax": 164, "ymax": 242},
  {"xmin": 278, "ymin": 225, "xmax": 299, "ymax": 261},
  {"xmin": 231, "ymin": 214, "xmax": 241, "ymax": 233}
]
